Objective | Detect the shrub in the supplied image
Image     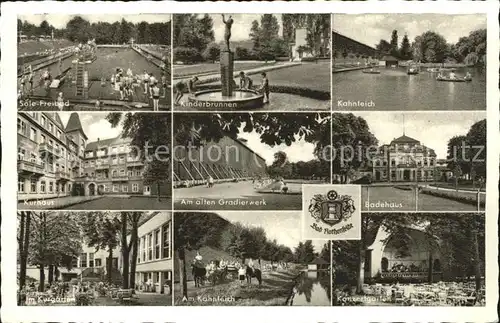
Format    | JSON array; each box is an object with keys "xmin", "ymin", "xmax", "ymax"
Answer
[
  {"xmin": 300, "ymin": 56, "xmax": 318, "ymax": 62},
  {"xmin": 235, "ymin": 46, "xmax": 252, "ymax": 60},
  {"xmin": 202, "ymin": 42, "xmax": 221, "ymax": 62},
  {"xmin": 174, "ymin": 47, "xmax": 202, "ymax": 64},
  {"xmin": 75, "ymin": 293, "xmax": 92, "ymax": 306}
]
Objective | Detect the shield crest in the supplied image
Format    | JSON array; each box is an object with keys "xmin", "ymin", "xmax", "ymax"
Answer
[{"xmin": 320, "ymin": 200, "xmax": 343, "ymax": 225}]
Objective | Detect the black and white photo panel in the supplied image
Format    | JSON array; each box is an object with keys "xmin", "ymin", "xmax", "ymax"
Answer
[
  {"xmin": 17, "ymin": 14, "xmax": 172, "ymax": 111},
  {"xmin": 17, "ymin": 112, "xmax": 172, "ymax": 210}
]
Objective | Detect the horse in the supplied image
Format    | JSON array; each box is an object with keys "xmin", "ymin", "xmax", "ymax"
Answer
[
  {"xmin": 191, "ymin": 264, "xmax": 207, "ymax": 288},
  {"xmin": 245, "ymin": 265, "xmax": 262, "ymax": 285}
]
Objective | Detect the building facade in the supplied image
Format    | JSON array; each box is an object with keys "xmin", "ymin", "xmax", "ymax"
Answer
[
  {"xmin": 371, "ymin": 135, "xmax": 437, "ymax": 182},
  {"xmin": 173, "ymin": 136, "xmax": 267, "ymax": 187},
  {"xmin": 364, "ymin": 224, "xmax": 444, "ymax": 282},
  {"xmin": 134, "ymin": 212, "xmax": 172, "ymax": 294},
  {"xmin": 17, "ymin": 112, "xmax": 169, "ymax": 201}
]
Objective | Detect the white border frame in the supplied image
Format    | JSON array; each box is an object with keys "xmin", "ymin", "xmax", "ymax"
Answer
[{"xmin": 2, "ymin": 1, "xmax": 499, "ymax": 323}]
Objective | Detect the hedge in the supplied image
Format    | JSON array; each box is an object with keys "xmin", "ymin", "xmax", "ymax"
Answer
[{"xmin": 420, "ymin": 188, "xmax": 485, "ymax": 207}]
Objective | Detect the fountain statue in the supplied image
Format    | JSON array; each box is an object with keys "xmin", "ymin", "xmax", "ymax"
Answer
[{"xmin": 188, "ymin": 15, "xmax": 264, "ymax": 109}]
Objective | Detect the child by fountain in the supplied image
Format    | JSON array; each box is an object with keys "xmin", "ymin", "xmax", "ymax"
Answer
[{"xmin": 239, "ymin": 71, "xmax": 253, "ymax": 89}]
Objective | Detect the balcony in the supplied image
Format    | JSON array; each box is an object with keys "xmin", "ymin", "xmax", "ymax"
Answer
[
  {"xmin": 39, "ymin": 143, "xmax": 56, "ymax": 157},
  {"xmin": 18, "ymin": 159, "xmax": 45, "ymax": 176},
  {"xmin": 96, "ymin": 164, "xmax": 110, "ymax": 170},
  {"xmin": 110, "ymin": 176, "xmax": 129, "ymax": 182},
  {"xmin": 127, "ymin": 158, "xmax": 144, "ymax": 167},
  {"xmin": 55, "ymin": 170, "xmax": 71, "ymax": 181}
]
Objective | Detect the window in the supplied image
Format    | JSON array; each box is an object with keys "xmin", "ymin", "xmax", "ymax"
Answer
[
  {"xmin": 18, "ymin": 148, "xmax": 26, "ymax": 160},
  {"xmin": 41, "ymin": 115, "xmax": 46, "ymax": 127},
  {"xmin": 128, "ymin": 170, "xmax": 133, "ymax": 177},
  {"xmin": 375, "ymin": 160, "xmax": 380, "ymax": 166},
  {"xmin": 40, "ymin": 181, "xmax": 46, "ymax": 193},
  {"xmin": 112, "ymin": 170, "xmax": 117, "ymax": 177},
  {"xmin": 113, "ymin": 184, "xmax": 119, "ymax": 192},
  {"xmin": 17, "ymin": 118, "xmax": 27, "ymax": 135},
  {"xmin": 141, "ymin": 237, "xmax": 146, "ymax": 262},
  {"xmin": 162, "ymin": 222, "xmax": 171, "ymax": 259},
  {"xmin": 154, "ymin": 230, "xmax": 160, "ymax": 259},
  {"xmin": 80, "ymin": 253, "xmax": 87, "ymax": 267},
  {"xmin": 30, "ymin": 179, "xmax": 37, "ymax": 193},
  {"xmin": 122, "ymin": 185, "xmax": 128, "ymax": 192},
  {"xmin": 132, "ymin": 184, "xmax": 139, "ymax": 192},
  {"xmin": 104, "ymin": 185, "xmax": 110, "ymax": 192},
  {"xmin": 95, "ymin": 259, "xmax": 102, "ymax": 267},
  {"xmin": 49, "ymin": 123, "xmax": 53, "ymax": 133},
  {"xmin": 49, "ymin": 181, "xmax": 54, "ymax": 193},
  {"xmin": 30, "ymin": 153, "xmax": 37, "ymax": 164},
  {"xmin": 90, "ymin": 160, "xmax": 95, "ymax": 167},
  {"xmin": 71, "ymin": 256, "xmax": 78, "ymax": 268},
  {"xmin": 49, "ymin": 139, "xmax": 54, "ymax": 147},
  {"xmin": 61, "ymin": 184, "xmax": 65, "ymax": 193},
  {"xmin": 112, "ymin": 147, "xmax": 117, "ymax": 154},
  {"xmin": 30, "ymin": 127, "xmax": 37, "ymax": 141},
  {"xmin": 148, "ymin": 233, "xmax": 153, "ymax": 261},
  {"xmin": 57, "ymin": 130, "xmax": 62, "ymax": 139},
  {"xmin": 112, "ymin": 157, "xmax": 118, "ymax": 165},
  {"xmin": 391, "ymin": 159, "xmax": 396, "ymax": 166},
  {"xmin": 40, "ymin": 134, "xmax": 46, "ymax": 144},
  {"xmin": 120, "ymin": 169, "xmax": 125, "ymax": 176},
  {"xmin": 119, "ymin": 156, "xmax": 125, "ymax": 164},
  {"xmin": 430, "ymin": 159, "xmax": 435, "ymax": 166},
  {"xmin": 18, "ymin": 179, "xmax": 25, "ymax": 193},
  {"xmin": 89, "ymin": 253, "xmax": 94, "ymax": 267}
]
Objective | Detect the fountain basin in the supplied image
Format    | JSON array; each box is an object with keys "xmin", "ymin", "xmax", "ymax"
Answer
[{"xmin": 188, "ymin": 89, "xmax": 264, "ymax": 109}]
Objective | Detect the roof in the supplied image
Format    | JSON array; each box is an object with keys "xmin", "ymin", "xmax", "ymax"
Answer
[
  {"xmin": 380, "ymin": 55, "xmax": 399, "ymax": 61},
  {"xmin": 65, "ymin": 113, "xmax": 88, "ymax": 140},
  {"xmin": 310, "ymin": 257, "xmax": 329, "ymax": 265},
  {"xmin": 390, "ymin": 135, "xmax": 420, "ymax": 144},
  {"xmin": 85, "ymin": 136, "xmax": 131, "ymax": 151}
]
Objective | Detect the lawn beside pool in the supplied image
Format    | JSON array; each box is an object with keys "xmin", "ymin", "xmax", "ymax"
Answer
[
  {"xmin": 174, "ymin": 61, "xmax": 276, "ymax": 78},
  {"xmin": 265, "ymin": 62, "xmax": 331, "ymax": 93}
]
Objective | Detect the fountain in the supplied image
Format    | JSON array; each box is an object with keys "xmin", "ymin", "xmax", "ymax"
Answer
[{"xmin": 188, "ymin": 15, "xmax": 264, "ymax": 109}]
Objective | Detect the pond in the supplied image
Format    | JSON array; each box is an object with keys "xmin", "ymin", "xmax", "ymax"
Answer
[
  {"xmin": 333, "ymin": 67, "xmax": 486, "ymax": 110},
  {"xmin": 289, "ymin": 271, "xmax": 331, "ymax": 306}
]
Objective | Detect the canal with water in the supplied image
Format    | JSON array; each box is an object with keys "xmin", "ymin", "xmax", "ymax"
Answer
[
  {"xmin": 289, "ymin": 271, "xmax": 331, "ymax": 306},
  {"xmin": 333, "ymin": 67, "xmax": 486, "ymax": 110}
]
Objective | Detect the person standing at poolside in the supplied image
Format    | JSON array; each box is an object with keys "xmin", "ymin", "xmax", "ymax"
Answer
[
  {"xmin": 259, "ymin": 72, "xmax": 270, "ymax": 104},
  {"xmin": 142, "ymin": 70, "xmax": 150, "ymax": 94},
  {"xmin": 239, "ymin": 71, "xmax": 253, "ymax": 89},
  {"xmin": 150, "ymin": 81, "xmax": 161, "ymax": 111}
]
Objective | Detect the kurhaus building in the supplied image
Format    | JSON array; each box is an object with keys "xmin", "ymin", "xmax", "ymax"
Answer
[
  {"xmin": 17, "ymin": 112, "xmax": 168, "ymax": 201},
  {"xmin": 371, "ymin": 134, "xmax": 437, "ymax": 182},
  {"xmin": 173, "ymin": 136, "xmax": 267, "ymax": 187}
]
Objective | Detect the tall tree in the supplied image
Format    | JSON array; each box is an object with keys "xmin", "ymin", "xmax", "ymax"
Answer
[
  {"xmin": 17, "ymin": 211, "xmax": 32, "ymax": 302},
  {"xmin": 399, "ymin": 34, "xmax": 412, "ymax": 60},
  {"xmin": 412, "ymin": 31, "xmax": 449, "ymax": 63},
  {"xmin": 390, "ymin": 30, "xmax": 399, "ymax": 58}
]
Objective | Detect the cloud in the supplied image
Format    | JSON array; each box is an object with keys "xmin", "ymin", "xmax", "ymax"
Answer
[
  {"xmin": 334, "ymin": 14, "xmax": 486, "ymax": 47},
  {"xmin": 19, "ymin": 14, "xmax": 171, "ymax": 29},
  {"xmin": 352, "ymin": 111, "xmax": 486, "ymax": 159}
]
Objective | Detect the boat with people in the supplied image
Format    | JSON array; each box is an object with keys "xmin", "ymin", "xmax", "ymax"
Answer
[
  {"xmin": 407, "ymin": 67, "xmax": 419, "ymax": 75},
  {"xmin": 436, "ymin": 76, "xmax": 472, "ymax": 82},
  {"xmin": 362, "ymin": 69, "xmax": 380, "ymax": 74},
  {"xmin": 436, "ymin": 71, "xmax": 472, "ymax": 82}
]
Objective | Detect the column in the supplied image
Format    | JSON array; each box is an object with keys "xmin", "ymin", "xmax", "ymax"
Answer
[
  {"xmin": 159, "ymin": 271, "xmax": 165, "ymax": 294},
  {"xmin": 220, "ymin": 51, "xmax": 234, "ymax": 97}
]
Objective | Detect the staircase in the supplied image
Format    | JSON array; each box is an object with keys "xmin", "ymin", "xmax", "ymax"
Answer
[{"xmin": 74, "ymin": 62, "xmax": 89, "ymax": 99}]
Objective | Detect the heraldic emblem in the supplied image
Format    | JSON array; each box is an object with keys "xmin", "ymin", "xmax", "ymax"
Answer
[{"xmin": 308, "ymin": 189, "xmax": 356, "ymax": 226}]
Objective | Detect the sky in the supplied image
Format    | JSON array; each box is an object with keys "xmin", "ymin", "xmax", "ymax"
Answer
[
  {"xmin": 353, "ymin": 111, "xmax": 486, "ymax": 159},
  {"xmin": 333, "ymin": 14, "xmax": 486, "ymax": 48},
  {"xmin": 218, "ymin": 211, "xmax": 325, "ymax": 252},
  {"xmin": 237, "ymin": 125, "xmax": 316, "ymax": 166},
  {"xmin": 19, "ymin": 14, "xmax": 171, "ymax": 29},
  {"xmin": 59, "ymin": 113, "xmax": 122, "ymax": 143},
  {"xmin": 199, "ymin": 14, "xmax": 283, "ymax": 43}
]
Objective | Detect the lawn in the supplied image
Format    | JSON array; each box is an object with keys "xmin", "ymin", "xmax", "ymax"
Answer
[
  {"xmin": 266, "ymin": 62, "xmax": 331, "ymax": 92},
  {"xmin": 174, "ymin": 269, "xmax": 300, "ymax": 306},
  {"xmin": 174, "ymin": 61, "xmax": 276, "ymax": 78},
  {"xmin": 64, "ymin": 196, "xmax": 172, "ymax": 210}
]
